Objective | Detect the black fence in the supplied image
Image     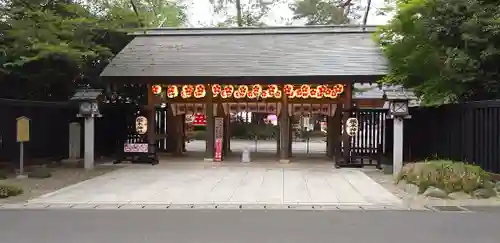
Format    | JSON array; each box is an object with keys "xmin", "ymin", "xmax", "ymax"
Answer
[
  {"xmin": 0, "ymin": 99, "xmax": 134, "ymax": 167},
  {"xmin": 403, "ymin": 100, "xmax": 500, "ymax": 173}
]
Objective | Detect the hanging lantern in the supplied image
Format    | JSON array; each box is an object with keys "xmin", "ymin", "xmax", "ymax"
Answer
[
  {"xmin": 261, "ymin": 90, "xmax": 269, "ymax": 98},
  {"xmin": 316, "ymin": 85, "xmax": 326, "ymax": 98},
  {"xmin": 212, "ymin": 84, "xmax": 222, "ymax": 97},
  {"xmin": 268, "ymin": 85, "xmax": 278, "ymax": 96},
  {"xmin": 181, "ymin": 85, "xmax": 194, "ymax": 98},
  {"xmin": 135, "ymin": 116, "xmax": 148, "ymax": 135},
  {"xmin": 238, "ymin": 85, "xmax": 248, "ymax": 98},
  {"xmin": 221, "ymin": 89, "xmax": 228, "ymax": 99},
  {"xmin": 294, "ymin": 89, "xmax": 303, "ymax": 98},
  {"xmin": 325, "ymin": 88, "xmax": 333, "ymax": 98},
  {"xmin": 166, "ymin": 85, "xmax": 178, "ymax": 98},
  {"xmin": 283, "ymin": 84, "xmax": 294, "ymax": 96},
  {"xmin": 194, "ymin": 84, "xmax": 206, "ymax": 98},
  {"xmin": 333, "ymin": 84, "xmax": 345, "ymax": 95},
  {"xmin": 252, "ymin": 84, "xmax": 262, "ymax": 97},
  {"xmin": 300, "ymin": 84, "xmax": 310, "ymax": 98},
  {"xmin": 247, "ymin": 90, "xmax": 256, "ymax": 99},
  {"xmin": 310, "ymin": 88, "xmax": 317, "ymax": 98},
  {"xmin": 275, "ymin": 90, "xmax": 282, "ymax": 98},
  {"xmin": 223, "ymin": 85, "xmax": 234, "ymax": 98},
  {"xmin": 152, "ymin": 85, "xmax": 162, "ymax": 95}
]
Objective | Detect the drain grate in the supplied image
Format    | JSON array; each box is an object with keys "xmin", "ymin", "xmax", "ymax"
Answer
[
  {"xmin": 461, "ymin": 206, "xmax": 500, "ymax": 212},
  {"xmin": 428, "ymin": 205, "xmax": 467, "ymax": 212}
]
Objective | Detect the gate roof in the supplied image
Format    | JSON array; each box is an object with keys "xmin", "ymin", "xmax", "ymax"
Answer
[{"xmin": 100, "ymin": 25, "xmax": 388, "ymax": 84}]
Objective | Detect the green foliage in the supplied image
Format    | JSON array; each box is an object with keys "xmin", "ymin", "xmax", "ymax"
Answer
[
  {"xmin": 230, "ymin": 122, "xmax": 278, "ymax": 140},
  {"xmin": 0, "ymin": 170, "xmax": 8, "ymax": 180},
  {"xmin": 0, "ymin": 0, "xmax": 186, "ymax": 101},
  {"xmin": 290, "ymin": 0, "xmax": 357, "ymax": 24},
  {"xmin": 376, "ymin": 0, "xmax": 500, "ymax": 104},
  {"xmin": 209, "ymin": 0, "xmax": 278, "ymax": 27},
  {"xmin": 0, "ymin": 184, "xmax": 24, "ymax": 198},
  {"xmin": 396, "ymin": 160, "xmax": 491, "ymax": 194}
]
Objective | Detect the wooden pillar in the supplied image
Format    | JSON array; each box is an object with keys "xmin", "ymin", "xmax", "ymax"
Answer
[
  {"xmin": 205, "ymin": 86, "xmax": 215, "ymax": 160},
  {"xmin": 182, "ymin": 114, "xmax": 187, "ymax": 152},
  {"xmin": 332, "ymin": 106, "xmax": 342, "ymax": 163},
  {"xmin": 166, "ymin": 107, "xmax": 176, "ymax": 153},
  {"xmin": 146, "ymin": 84, "xmax": 158, "ymax": 164},
  {"xmin": 216, "ymin": 102, "xmax": 226, "ymax": 160},
  {"xmin": 276, "ymin": 126, "xmax": 280, "ymax": 157},
  {"xmin": 288, "ymin": 116, "xmax": 293, "ymax": 158},
  {"xmin": 326, "ymin": 115, "xmax": 334, "ymax": 158},
  {"xmin": 223, "ymin": 114, "xmax": 231, "ymax": 154},
  {"xmin": 173, "ymin": 114, "xmax": 183, "ymax": 156},
  {"xmin": 341, "ymin": 83, "xmax": 353, "ymax": 166},
  {"xmin": 279, "ymin": 94, "xmax": 290, "ymax": 162}
]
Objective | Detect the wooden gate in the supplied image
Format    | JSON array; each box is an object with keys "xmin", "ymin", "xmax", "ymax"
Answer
[{"xmin": 348, "ymin": 109, "xmax": 387, "ymax": 166}]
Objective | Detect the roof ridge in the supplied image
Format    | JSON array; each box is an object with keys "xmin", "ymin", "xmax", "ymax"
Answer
[{"xmin": 131, "ymin": 25, "xmax": 379, "ymax": 36}]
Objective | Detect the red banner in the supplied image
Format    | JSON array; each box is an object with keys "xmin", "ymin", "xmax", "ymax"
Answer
[{"xmin": 214, "ymin": 139, "xmax": 222, "ymax": 162}]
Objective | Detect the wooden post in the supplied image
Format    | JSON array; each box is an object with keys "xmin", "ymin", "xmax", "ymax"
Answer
[
  {"xmin": 332, "ymin": 106, "xmax": 342, "ymax": 164},
  {"xmin": 279, "ymin": 93, "xmax": 290, "ymax": 163},
  {"xmin": 341, "ymin": 83, "xmax": 353, "ymax": 166},
  {"xmin": 166, "ymin": 106, "xmax": 176, "ymax": 153},
  {"xmin": 147, "ymin": 84, "xmax": 158, "ymax": 164},
  {"xmin": 205, "ymin": 85, "xmax": 215, "ymax": 160},
  {"xmin": 288, "ymin": 115, "xmax": 293, "ymax": 158},
  {"xmin": 223, "ymin": 114, "xmax": 231, "ymax": 154},
  {"xmin": 326, "ymin": 115, "xmax": 334, "ymax": 158},
  {"xmin": 174, "ymin": 114, "xmax": 183, "ymax": 156}
]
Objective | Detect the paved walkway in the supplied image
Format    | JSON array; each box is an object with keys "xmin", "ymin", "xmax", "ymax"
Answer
[{"xmin": 28, "ymin": 163, "xmax": 401, "ymax": 207}]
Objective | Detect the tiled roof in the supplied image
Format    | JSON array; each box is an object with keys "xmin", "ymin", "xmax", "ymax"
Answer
[
  {"xmin": 354, "ymin": 83, "xmax": 420, "ymax": 107},
  {"xmin": 70, "ymin": 89, "xmax": 103, "ymax": 101},
  {"xmin": 100, "ymin": 26, "xmax": 387, "ymax": 78}
]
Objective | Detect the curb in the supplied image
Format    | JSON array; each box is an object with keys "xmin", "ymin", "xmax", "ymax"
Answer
[{"xmin": 0, "ymin": 203, "xmax": 419, "ymax": 211}]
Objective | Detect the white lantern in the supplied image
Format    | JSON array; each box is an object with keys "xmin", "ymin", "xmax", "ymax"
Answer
[
  {"xmin": 345, "ymin": 117, "xmax": 359, "ymax": 137},
  {"xmin": 135, "ymin": 116, "xmax": 148, "ymax": 135}
]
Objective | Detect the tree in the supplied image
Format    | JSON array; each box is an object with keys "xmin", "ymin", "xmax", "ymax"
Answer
[
  {"xmin": 209, "ymin": 0, "xmax": 277, "ymax": 27},
  {"xmin": 376, "ymin": 0, "xmax": 500, "ymax": 104},
  {"xmin": 0, "ymin": 0, "xmax": 186, "ymax": 101},
  {"xmin": 289, "ymin": 0, "xmax": 364, "ymax": 25}
]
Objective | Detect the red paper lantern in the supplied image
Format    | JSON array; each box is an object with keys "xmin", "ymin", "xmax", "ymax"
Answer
[{"xmin": 152, "ymin": 85, "xmax": 162, "ymax": 95}]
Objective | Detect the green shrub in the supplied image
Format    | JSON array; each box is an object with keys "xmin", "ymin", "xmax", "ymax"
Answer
[
  {"xmin": 0, "ymin": 170, "xmax": 8, "ymax": 180},
  {"xmin": 0, "ymin": 184, "xmax": 23, "ymax": 198},
  {"xmin": 396, "ymin": 160, "xmax": 490, "ymax": 194},
  {"xmin": 28, "ymin": 167, "xmax": 52, "ymax": 179}
]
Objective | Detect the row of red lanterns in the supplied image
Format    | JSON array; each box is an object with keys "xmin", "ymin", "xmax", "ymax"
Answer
[{"xmin": 152, "ymin": 84, "xmax": 345, "ymax": 99}]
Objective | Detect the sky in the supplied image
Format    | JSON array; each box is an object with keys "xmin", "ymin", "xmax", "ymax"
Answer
[{"xmin": 183, "ymin": 0, "xmax": 393, "ymax": 27}]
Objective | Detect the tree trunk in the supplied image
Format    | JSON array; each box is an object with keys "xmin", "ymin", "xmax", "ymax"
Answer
[
  {"xmin": 362, "ymin": 0, "xmax": 372, "ymax": 29},
  {"xmin": 236, "ymin": 0, "xmax": 243, "ymax": 27}
]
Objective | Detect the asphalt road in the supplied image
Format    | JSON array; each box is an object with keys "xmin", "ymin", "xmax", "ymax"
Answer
[{"xmin": 1, "ymin": 210, "xmax": 499, "ymax": 243}]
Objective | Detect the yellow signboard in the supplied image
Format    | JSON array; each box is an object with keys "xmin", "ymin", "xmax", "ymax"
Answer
[{"xmin": 16, "ymin": 116, "xmax": 30, "ymax": 142}]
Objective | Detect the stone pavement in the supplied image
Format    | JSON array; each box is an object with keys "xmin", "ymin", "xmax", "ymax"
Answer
[
  {"xmin": 187, "ymin": 139, "xmax": 328, "ymax": 153},
  {"xmin": 24, "ymin": 163, "xmax": 403, "ymax": 209}
]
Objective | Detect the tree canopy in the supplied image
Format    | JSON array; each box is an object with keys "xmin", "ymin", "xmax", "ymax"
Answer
[
  {"xmin": 289, "ymin": 0, "xmax": 363, "ymax": 25},
  {"xmin": 376, "ymin": 0, "xmax": 500, "ymax": 104},
  {"xmin": 0, "ymin": 0, "xmax": 186, "ymax": 101}
]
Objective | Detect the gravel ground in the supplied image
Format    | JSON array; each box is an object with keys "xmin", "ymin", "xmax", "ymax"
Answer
[
  {"xmin": 364, "ymin": 168, "xmax": 500, "ymax": 209},
  {"xmin": 0, "ymin": 164, "xmax": 123, "ymax": 204}
]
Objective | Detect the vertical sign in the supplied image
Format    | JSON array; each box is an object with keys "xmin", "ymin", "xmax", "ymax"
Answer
[
  {"xmin": 214, "ymin": 117, "xmax": 224, "ymax": 162},
  {"xmin": 16, "ymin": 116, "xmax": 30, "ymax": 178}
]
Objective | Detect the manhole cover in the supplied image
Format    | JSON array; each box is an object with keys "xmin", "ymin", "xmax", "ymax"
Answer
[
  {"xmin": 428, "ymin": 206, "xmax": 466, "ymax": 212},
  {"xmin": 461, "ymin": 206, "xmax": 500, "ymax": 212}
]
